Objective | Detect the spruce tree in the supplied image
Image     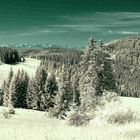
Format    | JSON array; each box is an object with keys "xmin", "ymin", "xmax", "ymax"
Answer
[
  {"xmin": 52, "ymin": 65, "xmax": 73, "ymax": 118},
  {"xmin": 9, "ymin": 69, "xmax": 29, "ymax": 108},
  {"xmin": 34, "ymin": 66, "xmax": 48, "ymax": 110},
  {"xmin": 26, "ymin": 78, "xmax": 34, "ymax": 109},
  {"xmin": 79, "ymin": 38, "xmax": 116, "ymax": 111},
  {"xmin": 79, "ymin": 57, "xmax": 99, "ymax": 111},
  {"xmin": 27, "ymin": 77, "xmax": 39, "ymax": 110},
  {"xmin": 43, "ymin": 73, "xmax": 58, "ymax": 110},
  {"xmin": 3, "ymin": 67, "xmax": 14, "ymax": 106},
  {"xmin": 9, "ymin": 69, "xmax": 21, "ymax": 108},
  {"xmin": 71, "ymin": 71, "xmax": 80, "ymax": 106},
  {"xmin": 16, "ymin": 70, "xmax": 29, "ymax": 108}
]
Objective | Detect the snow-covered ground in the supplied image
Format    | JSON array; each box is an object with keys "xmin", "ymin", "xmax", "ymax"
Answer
[
  {"xmin": 0, "ymin": 58, "xmax": 40, "ymax": 88},
  {"xmin": 120, "ymin": 97, "xmax": 140, "ymax": 114},
  {"xmin": 0, "ymin": 97, "xmax": 139, "ymax": 140}
]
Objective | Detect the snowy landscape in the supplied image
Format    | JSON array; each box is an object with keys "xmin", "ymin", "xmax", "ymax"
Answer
[
  {"xmin": 0, "ymin": 58, "xmax": 40, "ymax": 88},
  {"xmin": 0, "ymin": 36, "xmax": 140, "ymax": 140},
  {"xmin": 0, "ymin": 97, "xmax": 139, "ymax": 140},
  {"xmin": 0, "ymin": 0, "xmax": 140, "ymax": 140}
]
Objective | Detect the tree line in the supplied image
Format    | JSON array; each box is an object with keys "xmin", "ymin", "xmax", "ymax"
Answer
[
  {"xmin": 0, "ymin": 47, "xmax": 20, "ymax": 64},
  {"xmin": 103, "ymin": 36, "xmax": 140, "ymax": 97},
  {"xmin": 0, "ymin": 37, "xmax": 116, "ymax": 118},
  {"xmin": 1, "ymin": 36, "xmax": 140, "ymax": 119}
]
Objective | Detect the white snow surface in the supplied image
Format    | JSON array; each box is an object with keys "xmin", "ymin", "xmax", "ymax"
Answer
[{"xmin": 0, "ymin": 58, "xmax": 41, "ymax": 87}]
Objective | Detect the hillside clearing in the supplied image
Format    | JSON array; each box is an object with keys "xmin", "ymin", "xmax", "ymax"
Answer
[
  {"xmin": 0, "ymin": 58, "xmax": 40, "ymax": 88},
  {"xmin": 0, "ymin": 97, "xmax": 139, "ymax": 140}
]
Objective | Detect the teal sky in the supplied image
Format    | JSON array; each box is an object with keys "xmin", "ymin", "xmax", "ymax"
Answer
[{"xmin": 0, "ymin": 0, "xmax": 140, "ymax": 47}]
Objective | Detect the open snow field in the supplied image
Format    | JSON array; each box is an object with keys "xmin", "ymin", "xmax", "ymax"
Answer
[
  {"xmin": 120, "ymin": 97, "xmax": 140, "ymax": 114},
  {"xmin": 0, "ymin": 58, "xmax": 40, "ymax": 87},
  {"xmin": 0, "ymin": 58, "xmax": 140, "ymax": 140},
  {"xmin": 0, "ymin": 97, "xmax": 139, "ymax": 140}
]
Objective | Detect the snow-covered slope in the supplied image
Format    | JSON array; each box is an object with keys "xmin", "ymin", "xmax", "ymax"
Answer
[
  {"xmin": 0, "ymin": 58, "xmax": 40, "ymax": 87},
  {"xmin": 0, "ymin": 97, "xmax": 139, "ymax": 140}
]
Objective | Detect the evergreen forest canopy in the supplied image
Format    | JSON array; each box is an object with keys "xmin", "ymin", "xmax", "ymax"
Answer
[
  {"xmin": 0, "ymin": 35, "xmax": 140, "ymax": 119},
  {"xmin": 0, "ymin": 47, "xmax": 20, "ymax": 64}
]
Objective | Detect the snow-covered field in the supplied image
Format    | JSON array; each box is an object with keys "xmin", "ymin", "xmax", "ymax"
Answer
[
  {"xmin": 121, "ymin": 97, "xmax": 140, "ymax": 114},
  {"xmin": 0, "ymin": 58, "xmax": 140, "ymax": 140},
  {"xmin": 0, "ymin": 58, "xmax": 40, "ymax": 87},
  {"xmin": 0, "ymin": 97, "xmax": 139, "ymax": 140}
]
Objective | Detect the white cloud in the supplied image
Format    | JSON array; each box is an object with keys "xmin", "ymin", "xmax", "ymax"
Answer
[
  {"xmin": 118, "ymin": 31, "xmax": 139, "ymax": 35},
  {"xmin": 39, "ymin": 29, "xmax": 67, "ymax": 33},
  {"xmin": 108, "ymin": 30, "xmax": 113, "ymax": 33},
  {"xmin": 18, "ymin": 33, "xmax": 35, "ymax": 36}
]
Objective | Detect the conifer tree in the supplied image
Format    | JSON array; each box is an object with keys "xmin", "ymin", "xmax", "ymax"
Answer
[
  {"xmin": 9, "ymin": 69, "xmax": 21, "ymax": 108},
  {"xmin": 79, "ymin": 57, "xmax": 99, "ymax": 111},
  {"xmin": 71, "ymin": 71, "xmax": 80, "ymax": 106},
  {"xmin": 52, "ymin": 65, "xmax": 73, "ymax": 118},
  {"xmin": 43, "ymin": 73, "xmax": 58, "ymax": 110},
  {"xmin": 3, "ymin": 67, "xmax": 14, "ymax": 106},
  {"xmin": 34, "ymin": 66, "xmax": 48, "ymax": 110},
  {"xmin": 79, "ymin": 41, "xmax": 116, "ymax": 111},
  {"xmin": 9, "ymin": 69, "xmax": 29, "ymax": 108},
  {"xmin": 1, "ymin": 80, "xmax": 6, "ymax": 105},
  {"xmin": 16, "ymin": 70, "xmax": 29, "ymax": 108},
  {"xmin": 26, "ymin": 78, "xmax": 34, "ymax": 109},
  {"xmin": 0, "ymin": 47, "xmax": 19, "ymax": 64},
  {"xmin": 0, "ymin": 89, "xmax": 3, "ymax": 105}
]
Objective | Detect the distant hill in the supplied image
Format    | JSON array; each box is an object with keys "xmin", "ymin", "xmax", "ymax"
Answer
[
  {"xmin": 103, "ymin": 36, "xmax": 140, "ymax": 97},
  {"xmin": 104, "ymin": 36, "xmax": 140, "ymax": 54},
  {"xmin": 18, "ymin": 36, "xmax": 140, "ymax": 98},
  {"xmin": 1, "ymin": 36, "xmax": 140, "ymax": 98}
]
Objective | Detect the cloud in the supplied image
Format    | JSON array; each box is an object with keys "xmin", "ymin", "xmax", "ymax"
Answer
[
  {"xmin": 108, "ymin": 30, "xmax": 113, "ymax": 33},
  {"xmin": 17, "ymin": 28, "xmax": 67, "ymax": 37},
  {"xmin": 45, "ymin": 24, "xmax": 109, "ymax": 33},
  {"xmin": 39, "ymin": 29, "xmax": 67, "ymax": 33},
  {"xmin": 118, "ymin": 31, "xmax": 139, "ymax": 35},
  {"xmin": 38, "ymin": 30, "xmax": 51, "ymax": 33},
  {"xmin": 18, "ymin": 32, "xmax": 35, "ymax": 36}
]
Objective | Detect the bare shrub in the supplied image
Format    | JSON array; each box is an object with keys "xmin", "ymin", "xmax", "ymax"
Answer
[
  {"xmin": 94, "ymin": 101, "xmax": 138, "ymax": 125},
  {"xmin": 66, "ymin": 110, "xmax": 90, "ymax": 126},
  {"xmin": 2, "ymin": 109, "xmax": 10, "ymax": 119},
  {"xmin": 99, "ymin": 91, "xmax": 120, "ymax": 107},
  {"xmin": 8, "ymin": 106, "xmax": 15, "ymax": 114},
  {"xmin": 48, "ymin": 106, "xmax": 66, "ymax": 119},
  {"xmin": 108, "ymin": 109, "xmax": 137, "ymax": 124}
]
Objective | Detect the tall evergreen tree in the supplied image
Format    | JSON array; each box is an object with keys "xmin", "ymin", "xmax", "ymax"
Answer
[
  {"xmin": 27, "ymin": 77, "xmax": 39, "ymax": 110},
  {"xmin": 26, "ymin": 78, "xmax": 34, "ymax": 109},
  {"xmin": 34, "ymin": 66, "xmax": 48, "ymax": 110},
  {"xmin": 52, "ymin": 65, "xmax": 73, "ymax": 117},
  {"xmin": 71, "ymin": 71, "xmax": 80, "ymax": 106},
  {"xmin": 3, "ymin": 67, "xmax": 14, "ymax": 106},
  {"xmin": 9, "ymin": 69, "xmax": 21, "ymax": 108},
  {"xmin": 79, "ymin": 57, "xmax": 99, "ymax": 111},
  {"xmin": 43, "ymin": 73, "xmax": 58, "ymax": 110},
  {"xmin": 8, "ymin": 69, "xmax": 29, "ymax": 108},
  {"xmin": 16, "ymin": 70, "xmax": 29, "ymax": 108},
  {"xmin": 79, "ymin": 38, "xmax": 116, "ymax": 111}
]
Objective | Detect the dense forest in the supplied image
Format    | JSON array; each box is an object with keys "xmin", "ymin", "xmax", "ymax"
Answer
[
  {"xmin": 0, "ymin": 47, "xmax": 20, "ymax": 64},
  {"xmin": 0, "ymin": 37, "xmax": 116, "ymax": 119},
  {"xmin": 0, "ymin": 36, "xmax": 140, "ymax": 119},
  {"xmin": 103, "ymin": 36, "xmax": 140, "ymax": 97}
]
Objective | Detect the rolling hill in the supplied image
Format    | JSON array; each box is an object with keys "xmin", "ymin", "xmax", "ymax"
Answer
[
  {"xmin": 0, "ymin": 58, "xmax": 40, "ymax": 88},
  {"xmin": 103, "ymin": 36, "xmax": 140, "ymax": 97}
]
